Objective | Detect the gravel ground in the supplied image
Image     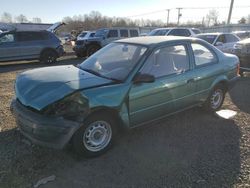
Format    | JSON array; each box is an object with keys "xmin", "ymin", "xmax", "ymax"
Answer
[{"xmin": 0, "ymin": 57, "xmax": 250, "ymax": 188}]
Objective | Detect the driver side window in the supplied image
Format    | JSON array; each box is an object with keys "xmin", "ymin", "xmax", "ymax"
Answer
[{"xmin": 140, "ymin": 45, "xmax": 189, "ymax": 78}]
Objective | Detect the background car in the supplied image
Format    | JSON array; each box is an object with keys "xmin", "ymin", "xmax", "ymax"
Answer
[
  {"xmin": 233, "ymin": 31, "xmax": 250, "ymax": 40},
  {"xmin": 12, "ymin": 36, "xmax": 239, "ymax": 157},
  {"xmin": 0, "ymin": 30, "xmax": 64, "ymax": 63},
  {"xmin": 73, "ymin": 27, "xmax": 140, "ymax": 57},
  {"xmin": 233, "ymin": 38, "xmax": 250, "ymax": 75},
  {"xmin": 77, "ymin": 31, "xmax": 95, "ymax": 41},
  {"xmin": 195, "ymin": 33, "xmax": 240, "ymax": 53},
  {"xmin": 148, "ymin": 27, "xmax": 201, "ymax": 37}
]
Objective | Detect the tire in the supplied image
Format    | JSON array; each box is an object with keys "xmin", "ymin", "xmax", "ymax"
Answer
[
  {"xmin": 87, "ymin": 45, "xmax": 100, "ymax": 57},
  {"xmin": 76, "ymin": 52, "xmax": 85, "ymax": 58},
  {"xmin": 204, "ymin": 84, "xmax": 226, "ymax": 112},
  {"xmin": 72, "ymin": 113, "xmax": 117, "ymax": 157},
  {"xmin": 40, "ymin": 50, "xmax": 57, "ymax": 64}
]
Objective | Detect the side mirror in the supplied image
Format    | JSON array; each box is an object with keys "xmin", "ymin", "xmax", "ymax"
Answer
[
  {"xmin": 215, "ymin": 42, "xmax": 223, "ymax": 46},
  {"xmin": 133, "ymin": 73, "xmax": 155, "ymax": 84}
]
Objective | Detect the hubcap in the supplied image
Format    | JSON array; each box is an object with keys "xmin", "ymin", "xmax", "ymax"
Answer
[
  {"xmin": 83, "ymin": 121, "xmax": 112, "ymax": 152},
  {"xmin": 210, "ymin": 89, "xmax": 223, "ymax": 109}
]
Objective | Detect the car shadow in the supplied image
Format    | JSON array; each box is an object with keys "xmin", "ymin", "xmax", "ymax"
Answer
[
  {"xmin": 229, "ymin": 75, "xmax": 250, "ymax": 114},
  {"xmin": 0, "ymin": 56, "xmax": 85, "ymax": 74},
  {"xmin": 0, "ymin": 108, "xmax": 241, "ymax": 187}
]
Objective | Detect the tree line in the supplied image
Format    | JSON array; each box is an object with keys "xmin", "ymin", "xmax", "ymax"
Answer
[{"xmin": 0, "ymin": 12, "xmax": 42, "ymax": 23}]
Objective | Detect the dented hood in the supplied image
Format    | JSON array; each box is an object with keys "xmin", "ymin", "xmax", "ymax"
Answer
[{"xmin": 15, "ymin": 65, "xmax": 112, "ymax": 110}]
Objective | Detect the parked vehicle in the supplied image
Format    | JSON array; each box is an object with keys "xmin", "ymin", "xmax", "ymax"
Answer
[
  {"xmin": 195, "ymin": 33, "xmax": 240, "ymax": 54},
  {"xmin": 11, "ymin": 36, "xmax": 239, "ymax": 157},
  {"xmin": 73, "ymin": 27, "xmax": 139, "ymax": 57},
  {"xmin": 233, "ymin": 38, "xmax": 250, "ymax": 75},
  {"xmin": 60, "ymin": 33, "xmax": 74, "ymax": 44},
  {"xmin": 0, "ymin": 30, "xmax": 64, "ymax": 63},
  {"xmin": 0, "ymin": 22, "xmax": 65, "ymax": 63},
  {"xmin": 148, "ymin": 28, "xmax": 201, "ymax": 37},
  {"xmin": 77, "ymin": 31, "xmax": 95, "ymax": 41},
  {"xmin": 233, "ymin": 31, "xmax": 250, "ymax": 40}
]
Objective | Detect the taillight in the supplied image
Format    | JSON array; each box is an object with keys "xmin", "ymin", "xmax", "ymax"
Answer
[{"xmin": 237, "ymin": 63, "xmax": 240, "ymax": 76}]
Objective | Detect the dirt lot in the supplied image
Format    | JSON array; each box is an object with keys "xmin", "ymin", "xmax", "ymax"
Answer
[{"xmin": 0, "ymin": 56, "xmax": 250, "ymax": 188}]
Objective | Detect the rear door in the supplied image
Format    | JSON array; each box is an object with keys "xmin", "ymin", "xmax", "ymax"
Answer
[
  {"xmin": 190, "ymin": 42, "xmax": 220, "ymax": 103},
  {"xmin": 129, "ymin": 43, "xmax": 197, "ymax": 127},
  {"xmin": 16, "ymin": 32, "xmax": 47, "ymax": 58}
]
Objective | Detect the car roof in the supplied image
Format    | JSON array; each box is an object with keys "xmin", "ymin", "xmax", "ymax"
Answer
[{"xmin": 116, "ymin": 36, "xmax": 200, "ymax": 47}]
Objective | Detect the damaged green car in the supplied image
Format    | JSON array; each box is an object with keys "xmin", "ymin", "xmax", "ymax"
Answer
[{"xmin": 11, "ymin": 36, "xmax": 239, "ymax": 157}]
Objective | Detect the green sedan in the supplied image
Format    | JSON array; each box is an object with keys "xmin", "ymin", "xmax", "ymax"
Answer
[{"xmin": 11, "ymin": 36, "xmax": 240, "ymax": 157}]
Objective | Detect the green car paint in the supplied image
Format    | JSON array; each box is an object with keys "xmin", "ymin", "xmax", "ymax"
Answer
[{"xmin": 11, "ymin": 36, "xmax": 240, "ymax": 149}]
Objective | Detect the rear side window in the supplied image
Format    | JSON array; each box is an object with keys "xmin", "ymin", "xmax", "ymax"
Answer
[
  {"xmin": 130, "ymin": 30, "xmax": 139, "ymax": 37},
  {"xmin": 149, "ymin": 29, "xmax": 169, "ymax": 36},
  {"xmin": 120, "ymin": 29, "xmax": 129, "ymax": 37},
  {"xmin": 168, "ymin": 29, "xmax": 191, "ymax": 36},
  {"xmin": 225, "ymin": 34, "xmax": 240, "ymax": 43},
  {"xmin": 191, "ymin": 43, "xmax": 217, "ymax": 66},
  {"xmin": 16, "ymin": 32, "xmax": 47, "ymax": 41},
  {"xmin": 107, "ymin": 30, "xmax": 118, "ymax": 38}
]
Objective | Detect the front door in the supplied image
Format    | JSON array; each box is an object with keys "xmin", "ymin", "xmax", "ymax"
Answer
[
  {"xmin": 128, "ymin": 43, "xmax": 196, "ymax": 127},
  {"xmin": 0, "ymin": 33, "xmax": 20, "ymax": 61}
]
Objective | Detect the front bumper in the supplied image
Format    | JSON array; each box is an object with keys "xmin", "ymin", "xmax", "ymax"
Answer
[
  {"xmin": 73, "ymin": 45, "xmax": 87, "ymax": 55},
  {"xmin": 10, "ymin": 99, "xmax": 81, "ymax": 149}
]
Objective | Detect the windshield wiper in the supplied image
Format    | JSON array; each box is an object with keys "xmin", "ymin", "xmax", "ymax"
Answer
[{"xmin": 80, "ymin": 68, "xmax": 122, "ymax": 83}]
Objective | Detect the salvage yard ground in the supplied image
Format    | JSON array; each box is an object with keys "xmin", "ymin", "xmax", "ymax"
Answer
[{"xmin": 0, "ymin": 56, "xmax": 250, "ymax": 187}]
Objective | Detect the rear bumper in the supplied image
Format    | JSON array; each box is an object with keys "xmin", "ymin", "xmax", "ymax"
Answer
[
  {"xmin": 10, "ymin": 99, "xmax": 81, "ymax": 149},
  {"xmin": 56, "ymin": 45, "xmax": 65, "ymax": 57},
  {"xmin": 228, "ymin": 76, "xmax": 240, "ymax": 90}
]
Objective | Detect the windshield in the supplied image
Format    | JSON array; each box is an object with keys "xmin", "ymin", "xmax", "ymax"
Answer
[
  {"xmin": 148, "ymin": 29, "xmax": 169, "ymax": 36},
  {"xmin": 196, "ymin": 35, "xmax": 217, "ymax": 44},
  {"xmin": 79, "ymin": 32, "xmax": 87, "ymax": 38},
  {"xmin": 79, "ymin": 43, "xmax": 147, "ymax": 81},
  {"xmin": 94, "ymin": 29, "xmax": 108, "ymax": 37}
]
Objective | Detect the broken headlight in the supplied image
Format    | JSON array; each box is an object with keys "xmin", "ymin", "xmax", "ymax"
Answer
[{"xmin": 43, "ymin": 92, "xmax": 89, "ymax": 121}]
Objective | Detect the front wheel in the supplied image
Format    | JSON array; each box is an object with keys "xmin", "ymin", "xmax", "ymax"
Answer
[
  {"xmin": 204, "ymin": 85, "xmax": 226, "ymax": 112},
  {"xmin": 87, "ymin": 45, "xmax": 100, "ymax": 57},
  {"xmin": 72, "ymin": 114, "xmax": 116, "ymax": 157}
]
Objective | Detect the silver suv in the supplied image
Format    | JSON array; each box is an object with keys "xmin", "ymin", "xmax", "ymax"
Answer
[
  {"xmin": 73, "ymin": 27, "xmax": 140, "ymax": 57},
  {"xmin": 0, "ymin": 30, "xmax": 64, "ymax": 63}
]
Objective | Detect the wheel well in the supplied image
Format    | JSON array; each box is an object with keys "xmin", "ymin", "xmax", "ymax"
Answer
[
  {"xmin": 87, "ymin": 107, "xmax": 124, "ymax": 131},
  {"xmin": 40, "ymin": 48, "xmax": 58, "ymax": 58},
  {"xmin": 216, "ymin": 80, "xmax": 228, "ymax": 92},
  {"xmin": 87, "ymin": 42, "xmax": 101, "ymax": 48}
]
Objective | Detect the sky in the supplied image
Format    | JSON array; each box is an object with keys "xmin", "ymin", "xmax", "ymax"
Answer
[{"xmin": 1, "ymin": 0, "xmax": 250, "ymax": 24}]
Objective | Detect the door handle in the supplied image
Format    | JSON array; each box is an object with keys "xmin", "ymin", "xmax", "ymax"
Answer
[{"xmin": 187, "ymin": 78, "xmax": 195, "ymax": 83}]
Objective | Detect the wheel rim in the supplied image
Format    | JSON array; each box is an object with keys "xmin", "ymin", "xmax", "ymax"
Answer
[
  {"xmin": 46, "ymin": 53, "xmax": 55, "ymax": 63},
  {"xmin": 83, "ymin": 121, "xmax": 112, "ymax": 152},
  {"xmin": 210, "ymin": 89, "xmax": 223, "ymax": 109}
]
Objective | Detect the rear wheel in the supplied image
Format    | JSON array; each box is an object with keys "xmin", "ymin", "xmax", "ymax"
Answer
[
  {"xmin": 40, "ymin": 50, "xmax": 57, "ymax": 64},
  {"xmin": 73, "ymin": 113, "xmax": 117, "ymax": 157},
  {"xmin": 87, "ymin": 45, "xmax": 100, "ymax": 57},
  {"xmin": 204, "ymin": 84, "xmax": 226, "ymax": 112}
]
